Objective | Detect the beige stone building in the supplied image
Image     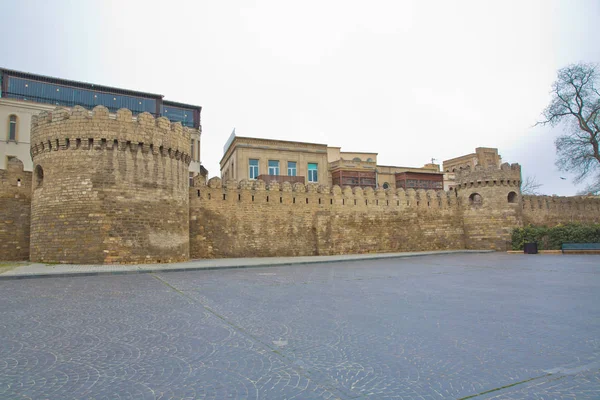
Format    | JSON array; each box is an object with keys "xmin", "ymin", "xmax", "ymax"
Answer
[
  {"xmin": 221, "ymin": 132, "xmax": 444, "ymax": 190},
  {"xmin": 220, "ymin": 133, "xmax": 329, "ymax": 185},
  {"xmin": 1, "ymin": 68, "xmax": 203, "ymax": 179}
]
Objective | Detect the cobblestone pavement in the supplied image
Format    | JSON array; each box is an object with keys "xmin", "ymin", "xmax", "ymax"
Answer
[{"xmin": 0, "ymin": 253, "xmax": 598, "ymax": 399}]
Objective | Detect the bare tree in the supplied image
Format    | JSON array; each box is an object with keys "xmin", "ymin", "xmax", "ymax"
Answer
[
  {"xmin": 521, "ymin": 175, "xmax": 543, "ymax": 195},
  {"xmin": 576, "ymin": 181, "xmax": 600, "ymax": 196},
  {"xmin": 537, "ymin": 63, "xmax": 600, "ymax": 185}
]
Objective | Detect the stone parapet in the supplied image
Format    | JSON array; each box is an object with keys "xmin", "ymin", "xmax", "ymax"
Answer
[
  {"xmin": 455, "ymin": 163, "xmax": 522, "ymax": 188},
  {"xmin": 31, "ymin": 106, "xmax": 192, "ymax": 165}
]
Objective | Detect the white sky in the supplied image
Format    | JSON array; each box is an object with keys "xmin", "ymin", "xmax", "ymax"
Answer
[{"xmin": 2, "ymin": 0, "xmax": 599, "ymax": 195}]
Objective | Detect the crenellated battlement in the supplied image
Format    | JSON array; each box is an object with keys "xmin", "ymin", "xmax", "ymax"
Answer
[
  {"xmin": 523, "ymin": 195, "xmax": 600, "ymax": 212},
  {"xmin": 30, "ymin": 106, "xmax": 192, "ymax": 164},
  {"xmin": 455, "ymin": 162, "xmax": 522, "ymax": 189},
  {"xmin": 193, "ymin": 177, "xmax": 461, "ymax": 210}
]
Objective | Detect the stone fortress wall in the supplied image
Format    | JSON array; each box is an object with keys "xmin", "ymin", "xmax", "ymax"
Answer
[
  {"xmin": 29, "ymin": 105, "xmax": 192, "ymax": 264},
  {"xmin": 522, "ymin": 195, "xmax": 600, "ymax": 225},
  {"xmin": 0, "ymin": 157, "xmax": 32, "ymax": 261},
  {"xmin": 2, "ymin": 105, "xmax": 600, "ymax": 264},
  {"xmin": 190, "ymin": 178, "xmax": 465, "ymax": 259}
]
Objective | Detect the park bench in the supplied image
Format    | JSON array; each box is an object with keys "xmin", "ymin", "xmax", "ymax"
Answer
[{"xmin": 561, "ymin": 243, "xmax": 600, "ymax": 254}]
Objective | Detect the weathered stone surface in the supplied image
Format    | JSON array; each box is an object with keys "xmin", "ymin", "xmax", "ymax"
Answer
[
  {"xmin": 190, "ymin": 181, "xmax": 466, "ymax": 258},
  {"xmin": 29, "ymin": 107, "xmax": 192, "ymax": 264},
  {"xmin": 0, "ymin": 157, "xmax": 32, "ymax": 261}
]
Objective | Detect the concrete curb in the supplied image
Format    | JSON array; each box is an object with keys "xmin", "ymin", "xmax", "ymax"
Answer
[{"xmin": 0, "ymin": 250, "xmax": 495, "ymax": 281}]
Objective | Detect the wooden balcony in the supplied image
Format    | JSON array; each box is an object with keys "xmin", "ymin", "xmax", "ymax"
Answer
[
  {"xmin": 257, "ymin": 174, "xmax": 306, "ymax": 184},
  {"xmin": 331, "ymin": 170, "xmax": 376, "ymax": 188}
]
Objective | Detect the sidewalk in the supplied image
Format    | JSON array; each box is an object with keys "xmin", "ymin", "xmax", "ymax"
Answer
[{"xmin": 0, "ymin": 250, "xmax": 493, "ymax": 280}]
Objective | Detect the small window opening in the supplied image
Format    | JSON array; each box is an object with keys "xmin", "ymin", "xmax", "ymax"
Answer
[
  {"xmin": 34, "ymin": 165, "xmax": 44, "ymax": 188},
  {"xmin": 306, "ymin": 198, "xmax": 308, "ymax": 204},
  {"xmin": 507, "ymin": 191, "xmax": 517, "ymax": 203},
  {"xmin": 223, "ymin": 194, "xmax": 226, "ymax": 200},
  {"xmin": 238, "ymin": 194, "xmax": 241, "ymax": 201},
  {"xmin": 280, "ymin": 197, "xmax": 282, "ymax": 203},
  {"xmin": 17, "ymin": 178, "xmax": 21, "ymax": 187},
  {"xmin": 197, "ymin": 190, "xmax": 200, "ymax": 197},
  {"xmin": 469, "ymin": 193, "xmax": 483, "ymax": 207},
  {"xmin": 266, "ymin": 196, "xmax": 269, "ymax": 202},
  {"xmin": 252, "ymin": 195, "xmax": 255, "ymax": 202},
  {"xmin": 293, "ymin": 197, "xmax": 296, "ymax": 204}
]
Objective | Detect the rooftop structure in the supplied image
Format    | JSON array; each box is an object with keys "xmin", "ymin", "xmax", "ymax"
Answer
[
  {"xmin": 0, "ymin": 68, "xmax": 201, "ymax": 128},
  {"xmin": 0, "ymin": 68, "xmax": 203, "ymax": 175}
]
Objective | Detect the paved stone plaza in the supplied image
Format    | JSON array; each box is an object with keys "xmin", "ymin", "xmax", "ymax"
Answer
[{"xmin": 0, "ymin": 253, "xmax": 598, "ymax": 399}]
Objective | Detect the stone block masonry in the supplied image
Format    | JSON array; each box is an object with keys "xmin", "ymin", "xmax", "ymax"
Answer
[
  {"xmin": 190, "ymin": 178, "xmax": 466, "ymax": 258},
  {"xmin": 0, "ymin": 157, "xmax": 32, "ymax": 261},
  {"xmin": 2, "ymin": 104, "xmax": 600, "ymax": 264},
  {"xmin": 29, "ymin": 106, "xmax": 192, "ymax": 264},
  {"xmin": 522, "ymin": 195, "xmax": 600, "ymax": 226}
]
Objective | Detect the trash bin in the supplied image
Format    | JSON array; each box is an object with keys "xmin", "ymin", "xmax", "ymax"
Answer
[{"xmin": 524, "ymin": 242, "xmax": 538, "ymax": 254}]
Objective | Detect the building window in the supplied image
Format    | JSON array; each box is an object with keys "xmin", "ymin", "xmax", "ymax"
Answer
[
  {"xmin": 268, "ymin": 160, "xmax": 279, "ymax": 175},
  {"xmin": 288, "ymin": 161, "xmax": 297, "ymax": 176},
  {"xmin": 8, "ymin": 115, "xmax": 17, "ymax": 141},
  {"xmin": 190, "ymin": 139, "xmax": 195, "ymax": 160},
  {"xmin": 249, "ymin": 159, "xmax": 259, "ymax": 180},
  {"xmin": 382, "ymin": 182, "xmax": 389, "ymax": 189},
  {"xmin": 308, "ymin": 163, "xmax": 318, "ymax": 182},
  {"xmin": 508, "ymin": 191, "xmax": 518, "ymax": 203}
]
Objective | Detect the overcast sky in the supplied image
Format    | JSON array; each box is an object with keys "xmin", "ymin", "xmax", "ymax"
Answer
[{"xmin": 2, "ymin": 0, "xmax": 599, "ymax": 195}]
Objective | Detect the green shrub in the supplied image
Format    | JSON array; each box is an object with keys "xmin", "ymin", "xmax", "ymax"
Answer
[{"xmin": 511, "ymin": 223, "xmax": 600, "ymax": 250}]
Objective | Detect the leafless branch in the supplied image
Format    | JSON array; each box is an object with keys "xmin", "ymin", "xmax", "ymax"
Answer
[{"xmin": 538, "ymin": 63, "xmax": 600, "ymax": 182}]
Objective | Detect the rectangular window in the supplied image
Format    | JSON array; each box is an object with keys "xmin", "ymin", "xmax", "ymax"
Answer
[
  {"xmin": 287, "ymin": 161, "xmax": 297, "ymax": 176},
  {"xmin": 9, "ymin": 115, "xmax": 17, "ymax": 141},
  {"xmin": 268, "ymin": 160, "xmax": 280, "ymax": 175},
  {"xmin": 249, "ymin": 159, "xmax": 259, "ymax": 180},
  {"xmin": 190, "ymin": 139, "xmax": 195, "ymax": 160},
  {"xmin": 308, "ymin": 163, "xmax": 318, "ymax": 182}
]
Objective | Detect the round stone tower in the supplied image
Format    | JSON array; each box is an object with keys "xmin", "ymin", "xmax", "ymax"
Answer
[
  {"xmin": 30, "ymin": 106, "xmax": 191, "ymax": 264},
  {"xmin": 455, "ymin": 163, "xmax": 522, "ymax": 250}
]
